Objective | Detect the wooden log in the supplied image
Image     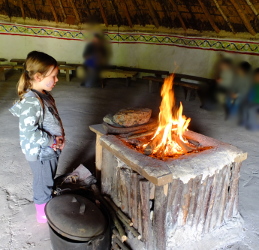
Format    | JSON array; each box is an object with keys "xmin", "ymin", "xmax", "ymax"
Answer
[
  {"xmin": 91, "ymin": 184, "xmax": 127, "ymax": 242},
  {"xmin": 126, "ymin": 129, "xmax": 155, "ymax": 139},
  {"xmin": 104, "ymin": 196, "xmax": 133, "ymax": 226},
  {"xmin": 198, "ymin": 176, "xmax": 214, "ymax": 232},
  {"xmin": 187, "ymin": 175, "xmax": 202, "ymax": 226},
  {"xmin": 119, "ymin": 168, "xmax": 129, "ymax": 214},
  {"xmin": 226, "ymin": 162, "xmax": 242, "ymax": 218},
  {"xmin": 170, "ymin": 179, "xmax": 184, "ymax": 231},
  {"xmin": 181, "ymin": 179, "xmax": 193, "ymax": 225},
  {"xmin": 112, "ymin": 231, "xmax": 130, "ymax": 250},
  {"xmin": 140, "ymin": 180, "xmax": 150, "ymax": 244},
  {"xmin": 209, "ymin": 166, "xmax": 226, "ymax": 230},
  {"xmin": 130, "ymin": 173, "xmax": 138, "ymax": 228},
  {"xmin": 217, "ymin": 165, "xmax": 230, "ymax": 226},
  {"xmin": 193, "ymin": 175, "xmax": 207, "ymax": 228},
  {"xmin": 153, "ymin": 184, "xmax": 170, "ymax": 250}
]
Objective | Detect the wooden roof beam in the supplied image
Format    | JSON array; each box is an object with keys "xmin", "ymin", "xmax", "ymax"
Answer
[
  {"xmin": 47, "ymin": 0, "xmax": 58, "ymax": 23},
  {"xmin": 122, "ymin": 0, "xmax": 133, "ymax": 28},
  {"xmin": 169, "ymin": 0, "xmax": 187, "ymax": 30},
  {"xmin": 213, "ymin": 0, "xmax": 235, "ymax": 33},
  {"xmin": 5, "ymin": 0, "xmax": 11, "ymax": 18},
  {"xmin": 58, "ymin": 0, "xmax": 67, "ymax": 21},
  {"xmin": 97, "ymin": 0, "xmax": 108, "ymax": 27},
  {"xmin": 109, "ymin": 0, "xmax": 121, "ymax": 26},
  {"xmin": 68, "ymin": 0, "xmax": 81, "ymax": 23},
  {"xmin": 19, "ymin": 0, "xmax": 25, "ymax": 19},
  {"xmin": 244, "ymin": 0, "xmax": 259, "ymax": 20},
  {"xmin": 230, "ymin": 0, "xmax": 256, "ymax": 36},
  {"xmin": 197, "ymin": 0, "xmax": 220, "ymax": 33},
  {"xmin": 146, "ymin": 0, "xmax": 159, "ymax": 28},
  {"xmin": 32, "ymin": 1, "xmax": 39, "ymax": 20}
]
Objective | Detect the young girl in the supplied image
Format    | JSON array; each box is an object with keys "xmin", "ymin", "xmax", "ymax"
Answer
[{"xmin": 9, "ymin": 51, "xmax": 65, "ymax": 223}]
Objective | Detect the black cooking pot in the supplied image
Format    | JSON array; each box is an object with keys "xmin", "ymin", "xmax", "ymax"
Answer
[{"xmin": 45, "ymin": 194, "xmax": 110, "ymax": 250}]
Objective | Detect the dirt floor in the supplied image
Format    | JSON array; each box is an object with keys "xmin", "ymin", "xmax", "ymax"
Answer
[{"xmin": 0, "ymin": 72, "xmax": 258, "ymax": 249}]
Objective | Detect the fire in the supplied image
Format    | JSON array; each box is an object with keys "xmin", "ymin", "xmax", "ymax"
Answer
[{"xmin": 143, "ymin": 74, "xmax": 191, "ymax": 157}]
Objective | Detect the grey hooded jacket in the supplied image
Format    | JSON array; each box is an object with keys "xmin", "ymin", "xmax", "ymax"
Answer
[{"xmin": 9, "ymin": 90, "xmax": 64, "ymax": 161}]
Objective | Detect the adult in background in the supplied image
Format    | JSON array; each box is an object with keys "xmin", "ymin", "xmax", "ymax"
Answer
[{"xmin": 81, "ymin": 33, "xmax": 108, "ymax": 88}]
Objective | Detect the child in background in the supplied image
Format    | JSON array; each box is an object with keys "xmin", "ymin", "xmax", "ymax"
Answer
[
  {"xmin": 226, "ymin": 61, "xmax": 252, "ymax": 119},
  {"xmin": 215, "ymin": 58, "xmax": 234, "ymax": 105},
  {"xmin": 9, "ymin": 51, "xmax": 65, "ymax": 223},
  {"xmin": 244, "ymin": 68, "xmax": 259, "ymax": 130}
]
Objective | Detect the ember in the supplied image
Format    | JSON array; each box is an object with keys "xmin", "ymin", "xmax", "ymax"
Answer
[{"xmin": 142, "ymin": 74, "xmax": 192, "ymax": 157}]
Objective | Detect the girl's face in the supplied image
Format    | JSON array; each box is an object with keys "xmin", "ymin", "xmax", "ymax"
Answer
[{"xmin": 32, "ymin": 66, "xmax": 59, "ymax": 93}]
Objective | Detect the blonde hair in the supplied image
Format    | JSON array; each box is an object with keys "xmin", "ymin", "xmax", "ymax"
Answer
[{"xmin": 17, "ymin": 51, "xmax": 57, "ymax": 100}]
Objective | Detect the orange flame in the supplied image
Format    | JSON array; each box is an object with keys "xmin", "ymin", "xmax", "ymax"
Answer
[{"xmin": 144, "ymin": 74, "xmax": 191, "ymax": 156}]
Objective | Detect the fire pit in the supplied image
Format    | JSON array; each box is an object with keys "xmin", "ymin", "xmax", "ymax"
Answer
[{"xmin": 89, "ymin": 74, "xmax": 247, "ymax": 249}]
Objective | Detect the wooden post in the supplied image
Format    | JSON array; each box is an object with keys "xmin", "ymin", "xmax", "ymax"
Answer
[
  {"xmin": 146, "ymin": 0, "xmax": 160, "ymax": 28},
  {"xmin": 98, "ymin": 0, "xmax": 108, "ymax": 27},
  {"xmin": 229, "ymin": 0, "xmax": 256, "ymax": 36},
  {"xmin": 95, "ymin": 134, "xmax": 103, "ymax": 183},
  {"xmin": 197, "ymin": 0, "xmax": 220, "ymax": 33},
  {"xmin": 48, "ymin": 0, "xmax": 58, "ymax": 23},
  {"xmin": 169, "ymin": 0, "xmax": 187, "ymax": 30}
]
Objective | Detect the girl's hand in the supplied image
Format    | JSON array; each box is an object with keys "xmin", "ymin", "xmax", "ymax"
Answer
[{"xmin": 56, "ymin": 136, "xmax": 65, "ymax": 150}]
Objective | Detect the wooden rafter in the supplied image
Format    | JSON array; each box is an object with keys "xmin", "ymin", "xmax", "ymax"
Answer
[
  {"xmin": 213, "ymin": 0, "xmax": 235, "ymax": 33},
  {"xmin": 169, "ymin": 0, "xmax": 187, "ymax": 30},
  {"xmin": 197, "ymin": 0, "xmax": 220, "ymax": 33},
  {"xmin": 58, "ymin": 0, "xmax": 66, "ymax": 21},
  {"xmin": 109, "ymin": 0, "xmax": 121, "ymax": 26},
  {"xmin": 146, "ymin": 0, "xmax": 159, "ymax": 28},
  {"xmin": 68, "ymin": 0, "xmax": 81, "ymax": 23},
  {"xmin": 19, "ymin": 0, "xmax": 25, "ymax": 19},
  {"xmin": 131, "ymin": 0, "xmax": 145, "ymax": 26},
  {"xmin": 84, "ymin": 0, "xmax": 92, "ymax": 18},
  {"xmin": 97, "ymin": 0, "xmax": 108, "ymax": 27},
  {"xmin": 122, "ymin": 0, "xmax": 133, "ymax": 28},
  {"xmin": 5, "ymin": 0, "xmax": 11, "ymax": 17},
  {"xmin": 229, "ymin": 0, "xmax": 256, "ymax": 35},
  {"xmin": 32, "ymin": 1, "xmax": 39, "ymax": 20},
  {"xmin": 244, "ymin": 0, "xmax": 259, "ymax": 20},
  {"xmin": 47, "ymin": 0, "xmax": 58, "ymax": 23}
]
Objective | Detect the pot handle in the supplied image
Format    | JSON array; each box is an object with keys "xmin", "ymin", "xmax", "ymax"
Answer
[{"xmin": 71, "ymin": 196, "xmax": 86, "ymax": 214}]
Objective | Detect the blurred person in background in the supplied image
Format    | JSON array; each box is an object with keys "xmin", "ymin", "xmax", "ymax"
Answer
[
  {"xmin": 226, "ymin": 61, "xmax": 252, "ymax": 121},
  {"xmin": 242, "ymin": 68, "xmax": 259, "ymax": 130},
  {"xmin": 215, "ymin": 58, "xmax": 234, "ymax": 106},
  {"xmin": 81, "ymin": 32, "xmax": 109, "ymax": 88}
]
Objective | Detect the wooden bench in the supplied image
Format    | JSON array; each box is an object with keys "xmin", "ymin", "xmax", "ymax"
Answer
[
  {"xmin": 101, "ymin": 69, "xmax": 138, "ymax": 88},
  {"xmin": 143, "ymin": 74, "xmax": 212, "ymax": 101},
  {"xmin": 10, "ymin": 59, "xmax": 66, "ymax": 66},
  {"xmin": 105, "ymin": 65, "xmax": 169, "ymax": 78},
  {"xmin": 59, "ymin": 65, "xmax": 77, "ymax": 82},
  {"xmin": 0, "ymin": 65, "xmax": 13, "ymax": 81}
]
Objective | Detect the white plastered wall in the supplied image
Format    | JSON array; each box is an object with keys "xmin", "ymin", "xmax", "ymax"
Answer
[{"xmin": 1, "ymin": 34, "xmax": 259, "ymax": 78}]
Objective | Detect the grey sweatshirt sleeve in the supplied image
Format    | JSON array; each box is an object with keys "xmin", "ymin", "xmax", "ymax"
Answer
[{"xmin": 19, "ymin": 96, "xmax": 54, "ymax": 159}]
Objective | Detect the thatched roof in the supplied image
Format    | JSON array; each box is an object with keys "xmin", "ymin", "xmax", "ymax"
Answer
[{"xmin": 1, "ymin": 0, "xmax": 259, "ymax": 36}]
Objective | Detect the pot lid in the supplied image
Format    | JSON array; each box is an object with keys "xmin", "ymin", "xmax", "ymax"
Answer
[{"xmin": 45, "ymin": 194, "xmax": 107, "ymax": 241}]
